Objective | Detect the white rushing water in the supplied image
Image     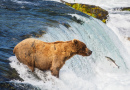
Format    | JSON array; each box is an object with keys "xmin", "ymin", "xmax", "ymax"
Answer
[
  {"xmin": 107, "ymin": 10, "xmax": 130, "ymax": 55},
  {"xmin": 9, "ymin": 0, "xmax": 130, "ymax": 90},
  {"xmin": 53, "ymin": 0, "xmax": 130, "ymax": 8}
]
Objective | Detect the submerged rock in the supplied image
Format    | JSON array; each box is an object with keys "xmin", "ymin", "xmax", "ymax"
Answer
[
  {"xmin": 61, "ymin": 23, "xmax": 71, "ymax": 28},
  {"xmin": 113, "ymin": 7, "xmax": 130, "ymax": 11},
  {"xmin": 0, "ymin": 82, "xmax": 40, "ymax": 90},
  {"xmin": 61, "ymin": 0, "xmax": 108, "ymax": 23},
  {"xmin": 21, "ymin": 30, "xmax": 46, "ymax": 39}
]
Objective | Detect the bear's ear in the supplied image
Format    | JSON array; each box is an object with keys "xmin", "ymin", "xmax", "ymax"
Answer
[{"xmin": 72, "ymin": 39, "xmax": 78, "ymax": 44}]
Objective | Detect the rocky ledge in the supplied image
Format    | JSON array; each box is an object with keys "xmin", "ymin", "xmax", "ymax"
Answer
[{"xmin": 61, "ymin": 0, "xmax": 108, "ymax": 23}]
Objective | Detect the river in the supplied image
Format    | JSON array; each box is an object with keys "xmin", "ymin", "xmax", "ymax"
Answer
[{"xmin": 0, "ymin": 0, "xmax": 130, "ymax": 90}]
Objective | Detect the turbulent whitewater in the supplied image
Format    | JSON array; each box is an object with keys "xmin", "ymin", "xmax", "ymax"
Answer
[{"xmin": 3, "ymin": 0, "xmax": 130, "ymax": 90}]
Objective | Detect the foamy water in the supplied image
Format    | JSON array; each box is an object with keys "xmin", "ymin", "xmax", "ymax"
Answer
[
  {"xmin": 9, "ymin": 56, "xmax": 96, "ymax": 90},
  {"xmin": 107, "ymin": 10, "xmax": 130, "ymax": 55},
  {"xmin": 9, "ymin": 56, "xmax": 130, "ymax": 90}
]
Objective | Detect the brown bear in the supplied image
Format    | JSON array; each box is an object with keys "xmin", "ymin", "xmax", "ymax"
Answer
[{"xmin": 13, "ymin": 38, "xmax": 92, "ymax": 78}]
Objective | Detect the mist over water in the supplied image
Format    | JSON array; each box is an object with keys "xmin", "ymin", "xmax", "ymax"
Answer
[{"xmin": 1, "ymin": 0, "xmax": 129, "ymax": 90}]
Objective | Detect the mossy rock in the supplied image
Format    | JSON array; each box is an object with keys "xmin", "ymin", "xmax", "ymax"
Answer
[
  {"xmin": 61, "ymin": 0, "xmax": 108, "ymax": 23},
  {"xmin": 121, "ymin": 7, "xmax": 130, "ymax": 11}
]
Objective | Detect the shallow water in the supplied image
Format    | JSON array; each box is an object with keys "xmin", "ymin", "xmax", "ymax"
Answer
[{"xmin": 1, "ymin": 0, "xmax": 130, "ymax": 90}]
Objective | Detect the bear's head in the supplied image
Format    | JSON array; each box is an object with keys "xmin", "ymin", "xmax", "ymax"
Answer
[{"xmin": 72, "ymin": 39, "xmax": 92, "ymax": 56}]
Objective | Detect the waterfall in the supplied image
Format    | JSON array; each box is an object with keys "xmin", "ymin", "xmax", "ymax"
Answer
[
  {"xmin": 56, "ymin": 0, "xmax": 130, "ymax": 54},
  {"xmin": 5, "ymin": 0, "xmax": 130, "ymax": 90},
  {"xmin": 9, "ymin": 13, "xmax": 130, "ymax": 90}
]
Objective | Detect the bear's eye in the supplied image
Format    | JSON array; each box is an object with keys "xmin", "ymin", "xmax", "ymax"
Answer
[
  {"xmin": 82, "ymin": 46, "xmax": 86, "ymax": 49},
  {"xmin": 82, "ymin": 47, "xmax": 85, "ymax": 51}
]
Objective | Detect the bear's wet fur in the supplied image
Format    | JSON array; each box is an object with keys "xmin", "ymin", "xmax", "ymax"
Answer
[{"xmin": 13, "ymin": 38, "xmax": 92, "ymax": 78}]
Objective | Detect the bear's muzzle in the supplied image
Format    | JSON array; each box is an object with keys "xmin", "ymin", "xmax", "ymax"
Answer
[
  {"xmin": 85, "ymin": 48, "xmax": 92, "ymax": 56},
  {"xmin": 87, "ymin": 50, "xmax": 92, "ymax": 56}
]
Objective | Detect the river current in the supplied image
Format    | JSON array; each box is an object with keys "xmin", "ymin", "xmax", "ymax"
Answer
[{"xmin": 0, "ymin": 0, "xmax": 130, "ymax": 90}]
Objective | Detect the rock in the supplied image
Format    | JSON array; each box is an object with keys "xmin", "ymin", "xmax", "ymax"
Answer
[
  {"xmin": 61, "ymin": 23, "xmax": 71, "ymax": 28},
  {"xmin": 61, "ymin": 0, "xmax": 108, "ymax": 23},
  {"xmin": 121, "ymin": 7, "xmax": 130, "ymax": 11},
  {"xmin": 127, "ymin": 37, "xmax": 130, "ymax": 41},
  {"xmin": 0, "ymin": 82, "xmax": 40, "ymax": 90},
  {"xmin": 71, "ymin": 16, "xmax": 84, "ymax": 25},
  {"xmin": 113, "ymin": 7, "xmax": 130, "ymax": 11},
  {"xmin": 21, "ymin": 30, "xmax": 46, "ymax": 39}
]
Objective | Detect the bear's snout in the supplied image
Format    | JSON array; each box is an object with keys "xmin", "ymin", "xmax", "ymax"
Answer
[
  {"xmin": 85, "ymin": 48, "xmax": 92, "ymax": 56},
  {"xmin": 87, "ymin": 50, "xmax": 92, "ymax": 55}
]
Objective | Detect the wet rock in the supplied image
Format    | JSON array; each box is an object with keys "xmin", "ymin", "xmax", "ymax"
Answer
[
  {"xmin": 113, "ymin": 7, "xmax": 130, "ymax": 11},
  {"xmin": 71, "ymin": 16, "xmax": 84, "ymax": 25},
  {"xmin": 61, "ymin": 23, "xmax": 71, "ymax": 28},
  {"xmin": 121, "ymin": 7, "xmax": 130, "ymax": 11},
  {"xmin": 61, "ymin": 0, "xmax": 108, "ymax": 23},
  {"xmin": 0, "ymin": 82, "xmax": 40, "ymax": 90},
  {"xmin": 21, "ymin": 30, "xmax": 46, "ymax": 39}
]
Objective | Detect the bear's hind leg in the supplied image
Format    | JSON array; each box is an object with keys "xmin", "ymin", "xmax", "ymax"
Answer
[{"xmin": 28, "ymin": 54, "xmax": 35, "ymax": 72}]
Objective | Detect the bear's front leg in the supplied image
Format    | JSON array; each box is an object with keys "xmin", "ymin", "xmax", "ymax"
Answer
[
  {"xmin": 50, "ymin": 67, "xmax": 60, "ymax": 78},
  {"xmin": 50, "ymin": 59, "xmax": 65, "ymax": 78}
]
